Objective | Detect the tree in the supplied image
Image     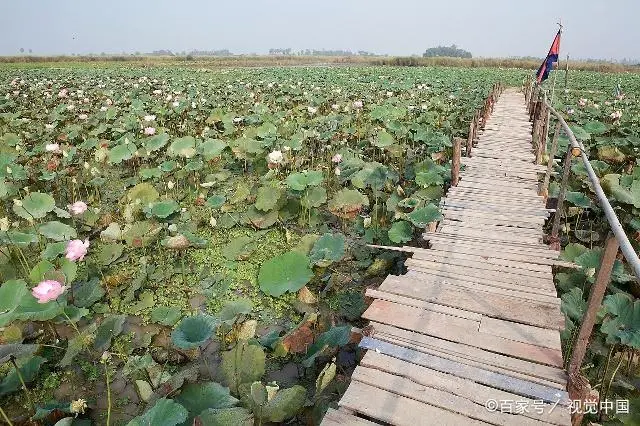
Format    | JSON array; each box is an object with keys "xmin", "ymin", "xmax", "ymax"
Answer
[
  {"xmin": 423, "ymin": 44, "xmax": 472, "ymax": 58},
  {"xmin": 19, "ymin": 47, "xmax": 24, "ymax": 54}
]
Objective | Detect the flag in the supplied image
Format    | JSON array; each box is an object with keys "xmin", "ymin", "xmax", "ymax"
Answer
[{"xmin": 536, "ymin": 30, "xmax": 561, "ymax": 83}]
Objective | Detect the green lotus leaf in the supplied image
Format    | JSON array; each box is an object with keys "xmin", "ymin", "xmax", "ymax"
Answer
[
  {"xmin": 302, "ymin": 325, "xmax": 351, "ymax": 367},
  {"xmin": 72, "ymin": 277, "xmax": 105, "ymax": 308},
  {"xmin": 13, "ymin": 192, "xmax": 55, "ymax": 220},
  {"xmin": 144, "ymin": 133, "xmax": 170, "ymax": 153},
  {"xmin": 407, "ymin": 204, "xmax": 442, "ymax": 227},
  {"xmin": 309, "ymin": 233, "xmax": 345, "ymax": 266},
  {"xmin": 388, "ymin": 220, "xmax": 413, "ymax": 244},
  {"xmin": 150, "ymin": 306, "xmax": 182, "ymax": 326},
  {"xmin": 565, "ymin": 192, "xmax": 592, "ymax": 209},
  {"xmin": 200, "ymin": 138, "xmax": 227, "ymax": 160},
  {"xmin": 259, "ymin": 385, "xmax": 307, "ymax": 423},
  {"xmin": 258, "ymin": 251, "xmax": 313, "ymax": 297},
  {"xmin": 171, "ymin": 313, "xmax": 217, "ymax": 349},
  {"xmin": 108, "ymin": 142, "xmax": 137, "ymax": 164},
  {"xmin": 0, "ymin": 355, "xmax": 46, "ymax": 396},
  {"xmin": 94, "ymin": 314, "xmax": 126, "ymax": 351},
  {"xmin": 301, "ymin": 186, "xmax": 327, "ymax": 208},
  {"xmin": 148, "ymin": 200, "xmax": 180, "ymax": 219},
  {"xmin": 175, "ymin": 382, "xmax": 238, "ymax": 426},
  {"xmin": 126, "ymin": 398, "xmax": 188, "ymax": 426},
  {"xmin": 372, "ymin": 130, "xmax": 395, "ymax": 148},
  {"xmin": 561, "ymin": 287, "xmax": 586, "ymax": 322},
  {"xmin": 583, "ymin": 120, "xmax": 608, "ymax": 135},
  {"xmin": 206, "ymin": 195, "xmax": 226, "ymax": 209},
  {"xmin": 286, "ymin": 170, "xmax": 324, "ymax": 191},
  {"xmin": 38, "ymin": 221, "xmax": 77, "ymax": 241}
]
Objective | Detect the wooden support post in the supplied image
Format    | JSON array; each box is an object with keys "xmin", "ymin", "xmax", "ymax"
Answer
[
  {"xmin": 451, "ymin": 137, "xmax": 462, "ymax": 187},
  {"xmin": 539, "ymin": 121, "xmax": 561, "ymax": 197},
  {"xmin": 465, "ymin": 119, "xmax": 473, "ymax": 157},
  {"xmin": 568, "ymin": 235, "xmax": 619, "ymax": 376},
  {"xmin": 550, "ymin": 147, "xmax": 574, "ymax": 250}
]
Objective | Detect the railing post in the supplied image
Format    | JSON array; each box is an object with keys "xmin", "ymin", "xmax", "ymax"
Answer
[
  {"xmin": 567, "ymin": 235, "xmax": 619, "ymax": 426},
  {"xmin": 451, "ymin": 137, "xmax": 462, "ymax": 187},
  {"xmin": 539, "ymin": 121, "xmax": 561, "ymax": 197},
  {"xmin": 466, "ymin": 118, "xmax": 474, "ymax": 157},
  {"xmin": 568, "ymin": 235, "xmax": 619, "ymax": 376},
  {"xmin": 550, "ymin": 147, "xmax": 574, "ymax": 250}
]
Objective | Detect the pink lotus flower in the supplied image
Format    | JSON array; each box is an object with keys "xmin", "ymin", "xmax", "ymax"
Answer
[
  {"xmin": 32, "ymin": 280, "xmax": 66, "ymax": 303},
  {"xmin": 352, "ymin": 100, "xmax": 363, "ymax": 109},
  {"xmin": 332, "ymin": 153, "xmax": 343, "ymax": 163},
  {"xmin": 144, "ymin": 127, "xmax": 156, "ymax": 135},
  {"xmin": 68, "ymin": 201, "xmax": 88, "ymax": 215},
  {"xmin": 578, "ymin": 98, "xmax": 587, "ymax": 107},
  {"xmin": 46, "ymin": 143, "xmax": 61, "ymax": 153},
  {"xmin": 65, "ymin": 239, "xmax": 90, "ymax": 261}
]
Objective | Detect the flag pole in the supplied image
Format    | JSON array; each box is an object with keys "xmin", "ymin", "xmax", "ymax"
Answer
[{"xmin": 549, "ymin": 20, "xmax": 563, "ymax": 105}]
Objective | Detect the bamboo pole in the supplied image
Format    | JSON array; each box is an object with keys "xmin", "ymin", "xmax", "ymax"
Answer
[{"xmin": 539, "ymin": 121, "xmax": 561, "ymax": 197}]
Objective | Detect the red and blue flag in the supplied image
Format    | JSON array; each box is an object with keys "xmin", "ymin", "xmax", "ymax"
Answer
[{"xmin": 536, "ymin": 30, "xmax": 561, "ymax": 83}]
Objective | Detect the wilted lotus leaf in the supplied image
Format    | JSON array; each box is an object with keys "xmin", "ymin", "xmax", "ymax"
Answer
[
  {"xmin": 597, "ymin": 146, "xmax": 626, "ymax": 163},
  {"xmin": 127, "ymin": 183, "xmax": 159, "ymax": 204},
  {"xmin": 163, "ymin": 234, "xmax": 190, "ymax": 250},
  {"xmin": 255, "ymin": 184, "xmax": 283, "ymax": 212},
  {"xmin": 168, "ymin": 136, "xmax": 197, "ymax": 158},
  {"xmin": 328, "ymin": 189, "xmax": 368, "ymax": 219},
  {"xmin": 246, "ymin": 206, "xmax": 278, "ymax": 229}
]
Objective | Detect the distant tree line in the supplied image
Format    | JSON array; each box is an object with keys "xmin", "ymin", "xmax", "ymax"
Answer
[
  {"xmin": 423, "ymin": 44, "xmax": 472, "ymax": 58},
  {"xmin": 269, "ymin": 48, "xmax": 377, "ymax": 56}
]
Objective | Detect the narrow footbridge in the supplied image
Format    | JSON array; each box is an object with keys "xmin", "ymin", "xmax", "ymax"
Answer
[{"xmin": 322, "ymin": 89, "xmax": 575, "ymax": 425}]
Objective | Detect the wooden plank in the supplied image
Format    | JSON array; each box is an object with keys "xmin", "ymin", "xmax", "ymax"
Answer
[
  {"xmin": 396, "ymin": 272, "xmax": 560, "ymax": 304},
  {"xmin": 359, "ymin": 337, "xmax": 570, "ymax": 405},
  {"xmin": 437, "ymin": 226, "xmax": 543, "ymax": 244},
  {"xmin": 362, "ymin": 300, "xmax": 563, "ymax": 366},
  {"xmin": 406, "ymin": 257, "xmax": 553, "ymax": 284},
  {"xmin": 480, "ymin": 317, "xmax": 562, "ymax": 350},
  {"xmin": 370, "ymin": 322, "xmax": 567, "ymax": 386},
  {"xmin": 443, "ymin": 202, "xmax": 552, "ymax": 217},
  {"xmin": 424, "ymin": 236, "xmax": 559, "ymax": 258},
  {"xmin": 424, "ymin": 232, "xmax": 550, "ymax": 249},
  {"xmin": 377, "ymin": 279, "xmax": 565, "ymax": 331},
  {"xmin": 412, "ymin": 251, "xmax": 553, "ymax": 272},
  {"xmin": 442, "ymin": 213, "xmax": 543, "ymax": 230},
  {"xmin": 409, "ymin": 246, "xmax": 577, "ymax": 269},
  {"xmin": 339, "ymin": 379, "xmax": 489, "ymax": 426},
  {"xmin": 321, "ymin": 408, "xmax": 377, "ymax": 425},
  {"xmin": 440, "ymin": 208, "xmax": 547, "ymax": 224},
  {"xmin": 365, "ymin": 288, "xmax": 483, "ymax": 321},
  {"xmin": 404, "ymin": 260, "xmax": 557, "ymax": 290},
  {"xmin": 352, "ymin": 367, "xmax": 548, "ymax": 426}
]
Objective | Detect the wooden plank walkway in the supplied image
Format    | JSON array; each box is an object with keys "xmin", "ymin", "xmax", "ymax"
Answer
[{"xmin": 322, "ymin": 89, "xmax": 572, "ymax": 425}]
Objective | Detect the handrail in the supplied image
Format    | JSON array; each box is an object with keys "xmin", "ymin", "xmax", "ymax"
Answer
[{"xmin": 544, "ymin": 101, "xmax": 640, "ymax": 279}]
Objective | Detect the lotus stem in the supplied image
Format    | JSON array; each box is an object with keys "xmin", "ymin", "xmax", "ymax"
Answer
[
  {"xmin": 103, "ymin": 358, "xmax": 112, "ymax": 426},
  {"xmin": 9, "ymin": 357, "xmax": 34, "ymax": 413},
  {"xmin": 0, "ymin": 406, "xmax": 13, "ymax": 426}
]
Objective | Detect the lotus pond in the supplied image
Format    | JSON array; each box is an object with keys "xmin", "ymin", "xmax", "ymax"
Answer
[{"xmin": 0, "ymin": 63, "xmax": 639, "ymax": 425}]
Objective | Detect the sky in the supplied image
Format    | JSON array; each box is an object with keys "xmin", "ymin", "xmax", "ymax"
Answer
[{"xmin": 0, "ymin": 0, "xmax": 638, "ymax": 60}]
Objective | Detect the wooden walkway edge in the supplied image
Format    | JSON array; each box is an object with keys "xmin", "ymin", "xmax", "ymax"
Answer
[{"xmin": 321, "ymin": 88, "xmax": 571, "ymax": 425}]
